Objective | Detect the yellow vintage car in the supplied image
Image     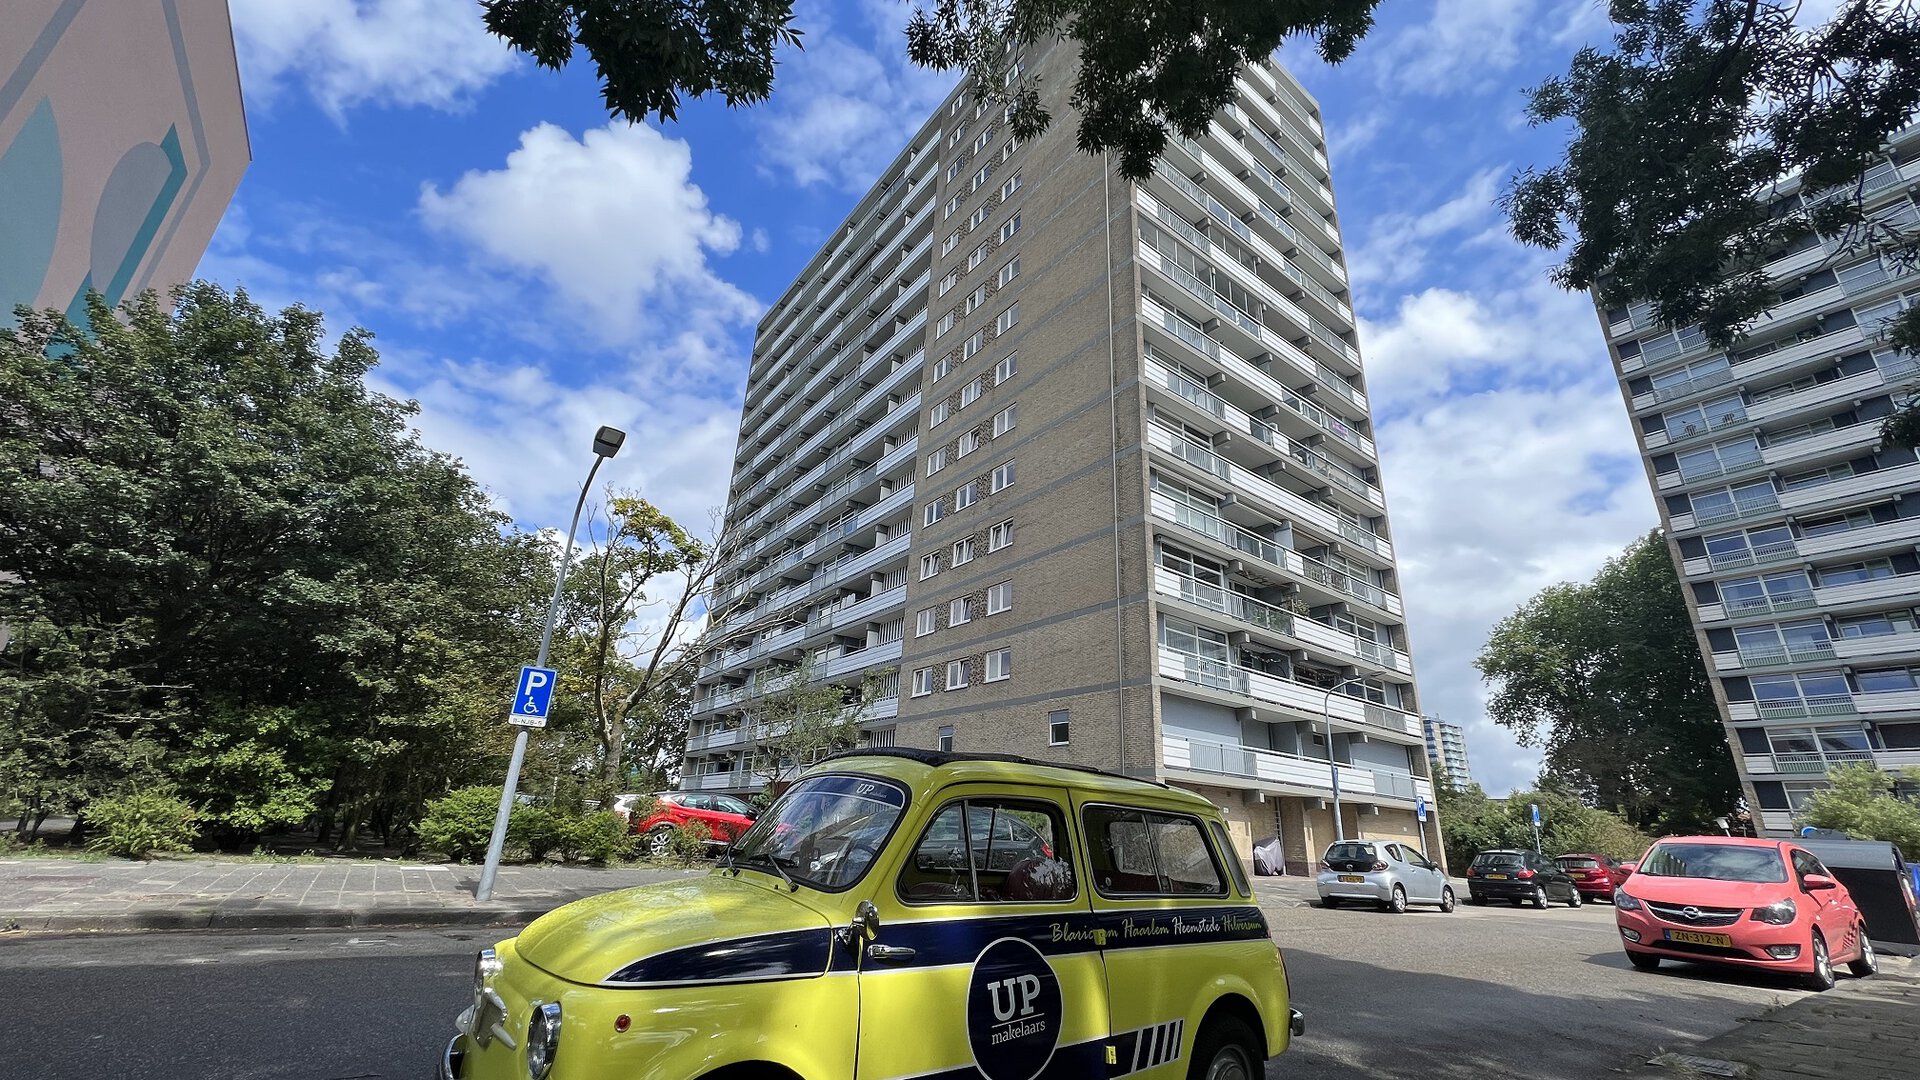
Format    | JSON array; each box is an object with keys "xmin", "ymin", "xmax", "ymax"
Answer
[{"xmin": 440, "ymin": 748, "xmax": 1301, "ymax": 1080}]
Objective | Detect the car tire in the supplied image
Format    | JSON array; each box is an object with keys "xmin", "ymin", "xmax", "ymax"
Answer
[
  {"xmin": 1439, "ymin": 886, "xmax": 1457, "ymax": 913},
  {"xmin": 1383, "ymin": 885, "xmax": 1408, "ymax": 914},
  {"xmin": 1320, "ymin": 896, "xmax": 1340, "ymax": 909},
  {"xmin": 1187, "ymin": 1014, "xmax": 1260, "ymax": 1080},
  {"xmin": 646, "ymin": 824, "xmax": 675, "ymax": 858},
  {"xmin": 1467, "ymin": 892, "xmax": 1486, "ymax": 906},
  {"xmin": 1802, "ymin": 931, "xmax": 1836, "ymax": 992},
  {"xmin": 1530, "ymin": 886, "xmax": 1549, "ymax": 909},
  {"xmin": 1847, "ymin": 927, "xmax": 1878, "ymax": 978},
  {"xmin": 1566, "ymin": 888, "xmax": 1582, "ymax": 909},
  {"xmin": 1627, "ymin": 950, "xmax": 1661, "ymax": 972}
]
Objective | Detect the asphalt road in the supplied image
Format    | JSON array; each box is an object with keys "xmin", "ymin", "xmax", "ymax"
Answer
[{"xmin": 0, "ymin": 883, "xmax": 1884, "ymax": 1080}]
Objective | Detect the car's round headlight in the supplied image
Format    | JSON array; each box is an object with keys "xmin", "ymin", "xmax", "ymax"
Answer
[
  {"xmin": 1752, "ymin": 898, "xmax": 1797, "ymax": 925},
  {"xmin": 526, "ymin": 1001, "xmax": 562, "ymax": 1078}
]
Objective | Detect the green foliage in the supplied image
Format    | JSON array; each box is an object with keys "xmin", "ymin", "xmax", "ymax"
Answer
[
  {"xmin": 481, "ymin": 0, "xmax": 1386, "ymax": 180},
  {"xmin": 746, "ymin": 658, "xmax": 890, "ymax": 791},
  {"xmin": 1504, "ymin": 1, "xmax": 1920, "ymax": 441},
  {"xmin": 1798, "ymin": 764, "xmax": 1920, "ymax": 860},
  {"xmin": 1, "ymin": 284, "xmax": 554, "ymax": 851},
  {"xmin": 1476, "ymin": 531, "xmax": 1739, "ymax": 835},
  {"xmin": 565, "ymin": 810, "xmax": 637, "ymax": 865},
  {"xmin": 84, "ymin": 789, "xmax": 201, "ymax": 859},
  {"xmin": 507, "ymin": 804, "xmax": 569, "ymax": 862},
  {"xmin": 1436, "ymin": 783, "xmax": 1653, "ymax": 874},
  {"xmin": 666, "ymin": 818, "xmax": 713, "ymax": 864},
  {"xmin": 418, "ymin": 787, "xmax": 508, "ymax": 863}
]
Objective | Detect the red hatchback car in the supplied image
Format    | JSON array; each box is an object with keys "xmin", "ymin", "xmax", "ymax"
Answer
[
  {"xmin": 1557, "ymin": 852, "xmax": 1632, "ymax": 901},
  {"xmin": 631, "ymin": 792, "xmax": 757, "ymax": 856},
  {"xmin": 1615, "ymin": 836, "xmax": 1878, "ymax": 990}
]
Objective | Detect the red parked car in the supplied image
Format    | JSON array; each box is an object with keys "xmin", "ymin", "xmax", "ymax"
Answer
[
  {"xmin": 631, "ymin": 792, "xmax": 757, "ymax": 856},
  {"xmin": 1557, "ymin": 852, "xmax": 1632, "ymax": 902},
  {"xmin": 1614, "ymin": 836, "xmax": 1878, "ymax": 991}
]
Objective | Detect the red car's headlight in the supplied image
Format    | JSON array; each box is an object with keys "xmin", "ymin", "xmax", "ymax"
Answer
[{"xmin": 1752, "ymin": 898, "xmax": 1797, "ymax": 925}]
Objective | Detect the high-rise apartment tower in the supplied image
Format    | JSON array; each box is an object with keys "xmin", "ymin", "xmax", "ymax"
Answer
[
  {"xmin": 1422, "ymin": 717, "xmax": 1473, "ymax": 792},
  {"xmin": 686, "ymin": 41, "xmax": 1440, "ymax": 871},
  {"xmin": 1596, "ymin": 126, "xmax": 1920, "ymax": 835}
]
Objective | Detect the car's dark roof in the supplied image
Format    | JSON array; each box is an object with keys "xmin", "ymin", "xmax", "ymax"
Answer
[{"xmin": 1473, "ymin": 849, "xmax": 1532, "ymax": 856}]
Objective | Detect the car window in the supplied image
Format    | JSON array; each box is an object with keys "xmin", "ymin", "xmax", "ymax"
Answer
[
  {"xmin": 1326, "ymin": 842, "xmax": 1377, "ymax": 863},
  {"xmin": 681, "ymin": 794, "xmax": 715, "ymax": 811},
  {"xmin": 1208, "ymin": 820, "xmax": 1251, "ymax": 897},
  {"xmin": 1403, "ymin": 847, "xmax": 1431, "ymax": 866},
  {"xmin": 898, "ymin": 798, "xmax": 1074, "ymax": 904},
  {"xmin": 1640, "ymin": 842, "xmax": 1788, "ymax": 883},
  {"xmin": 661, "ymin": 793, "xmax": 685, "ymax": 807},
  {"xmin": 1790, "ymin": 849, "xmax": 1831, "ymax": 880},
  {"xmin": 729, "ymin": 774, "xmax": 909, "ymax": 892},
  {"xmin": 713, "ymin": 795, "xmax": 754, "ymax": 816},
  {"xmin": 1085, "ymin": 806, "xmax": 1226, "ymax": 898}
]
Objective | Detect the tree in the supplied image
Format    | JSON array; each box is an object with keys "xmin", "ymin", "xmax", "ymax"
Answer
[
  {"xmin": 1797, "ymin": 762, "xmax": 1920, "ymax": 859},
  {"xmin": 0, "ymin": 285, "xmax": 544, "ymax": 847},
  {"xmin": 479, "ymin": 0, "xmax": 1385, "ymax": 180},
  {"xmin": 1435, "ymin": 782, "xmax": 1654, "ymax": 874},
  {"xmin": 1475, "ymin": 531, "xmax": 1739, "ymax": 835},
  {"xmin": 1505, "ymin": 1, "xmax": 1920, "ymax": 439},
  {"xmin": 743, "ymin": 654, "xmax": 892, "ymax": 796}
]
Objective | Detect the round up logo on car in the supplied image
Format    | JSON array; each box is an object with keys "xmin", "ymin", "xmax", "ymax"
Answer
[{"xmin": 967, "ymin": 937, "xmax": 1063, "ymax": 1080}]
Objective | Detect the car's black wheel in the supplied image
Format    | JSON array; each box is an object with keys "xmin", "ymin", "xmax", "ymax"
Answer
[
  {"xmin": 1383, "ymin": 885, "xmax": 1408, "ymax": 914},
  {"xmin": 1566, "ymin": 888, "xmax": 1582, "ymax": 909},
  {"xmin": 1439, "ymin": 886, "xmax": 1457, "ymax": 913},
  {"xmin": 1627, "ymin": 950, "xmax": 1661, "ymax": 972},
  {"xmin": 1467, "ymin": 892, "xmax": 1487, "ymax": 906},
  {"xmin": 1530, "ymin": 886, "xmax": 1549, "ymax": 909},
  {"xmin": 1847, "ymin": 926, "xmax": 1878, "ymax": 978},
  {"xmin": 1802, "ymin": 931, "xmax": 1836, "ymax": 992},
  {"xmin": 646, "ymin": 824, "xmax": 675, "ymax": 858},
  {"xmin": 1320, "ymin": 896, "xmax": 1340, "ymax": 909},
  {"xmin": 1187, "ymin": 1014, "xmax": 1261, "ymax": 1080},
  {"xmin": 1511, "ymin": 897, "xmax": 1525, "ymax": 907}
]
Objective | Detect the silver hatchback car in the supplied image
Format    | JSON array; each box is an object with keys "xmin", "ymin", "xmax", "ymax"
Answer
[{"xmin": 1316, "ymin": 839, "xmax": 1456, "ymax": 913}]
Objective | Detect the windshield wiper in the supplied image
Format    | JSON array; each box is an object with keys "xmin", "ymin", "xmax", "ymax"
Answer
[{"xmin": 740, "ymin": 851, "xmax": 799, "ymax": 892}]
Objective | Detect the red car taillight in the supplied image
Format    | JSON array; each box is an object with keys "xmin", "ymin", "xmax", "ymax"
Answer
[
  {"xmin": 1317, "ymin": 860, "xmax": 1331, "ymax": 871},
  {"xmin": 1516, "ymin": 869, "xmax": 1535, "ymax": 879},
  {"xmin": 1465, "ymin": 866, "xmax": 1479, "ymax": 877},
  {"xmin": 1369, "ymin": 861, "xmax": 1388, "ymax": 872}
]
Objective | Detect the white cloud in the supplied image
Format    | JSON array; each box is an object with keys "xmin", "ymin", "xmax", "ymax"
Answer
[
  {"xmin": 754, "ymin": 1, "xmax": 956, "ymax": 191},
  {"xmin": 418, "ymin": 122, "xmax": 760, "ymax": 352},
  {"xmin": 1364, "ymin": 0, "xmax": 1538, "ymax": 96},
  {"xmin": 1346, "ymin": 165, "xmax": 1507, "ymax": 295},
  {"xmin": 229, "ymin": 0, "xmax": 517, "ymax": 120}
]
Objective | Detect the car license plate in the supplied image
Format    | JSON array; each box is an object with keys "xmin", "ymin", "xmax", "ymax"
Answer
[
  {"xmin": 1338, "ymin": 874, "xmax": 1364, "ymax": 883},
  {"xmin": 1665, "ymin": 930, "xmax": 1733, "ymax": 947},
  {"xmin": 1485, "ymin": 873, "xmax": 1509, "ymax": 880}
]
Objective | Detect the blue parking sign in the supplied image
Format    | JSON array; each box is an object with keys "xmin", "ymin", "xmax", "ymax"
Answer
[
  {"xmin": 511, "ymin": 666, "xmax": 557, "ymax": 728},
  {"xmin": 1416, "ymin": 797, "xmax": 1428, "ymax": 823}
]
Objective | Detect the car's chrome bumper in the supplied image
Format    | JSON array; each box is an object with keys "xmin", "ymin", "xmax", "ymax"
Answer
[
  {"xmin": 438, "ymin": 1036, "xmax": 465, "ymax": 1080},
  {"xmin": 1290, "ymin": 1008, "xmax": 1306, "ymax": 1037}
]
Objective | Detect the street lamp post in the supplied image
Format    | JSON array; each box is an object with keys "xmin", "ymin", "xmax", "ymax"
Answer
[
  {"xmin": 1319, "ymin": 671, "xmax": 1380, "ymax": 843},
  {"xmin": 474, "ymin": 426, "xmax": 626, "ymax": 901}
]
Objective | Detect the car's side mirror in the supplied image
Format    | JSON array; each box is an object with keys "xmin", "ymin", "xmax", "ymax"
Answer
[
  {"xmin": 1620, "ymin": 862, "xmax": 1638, "ymax": 875},
  {"xmin": 841, "ymin": 899, "xmax": 881, "ymax": 945},
  {"xmin": 1802, "ymin": 874, "xmax": 1838, "ymax": 891}
]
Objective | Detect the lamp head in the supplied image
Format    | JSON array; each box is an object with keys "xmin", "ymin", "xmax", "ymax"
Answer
[{"xmin": 592, "ymin": 426, "xmax": 627, "ymax": 459}]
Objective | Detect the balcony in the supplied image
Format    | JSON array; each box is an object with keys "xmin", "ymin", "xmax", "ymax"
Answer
[
  {"xmin": 1854, "ymin": 687, "xmax": 1920, "ymax": 716},
  {"xmin": 1141, "ymin": 322, "xmax": 1375, "ymax": 459},
  {"xmin": 1752, "ymin": 693, "xmax": 1859, "ymax": 721},
  {"xmin": 1779, "ymin": 463, "xmax": 1920, "ymax": 516},
  {"xmin": 1833, "ymin": 629, "xmax": 1920, "ymax": 662},
  {"xmin": 1150, "ymin": 492, "xmax": 1403, "ymax": 617},
  {"xmin": 1759, "ymin": 423, "xmax": 1879, "ymax": 471},
  {"xmin": 1812, "ymin": 571, "xmax": 1920, "ymax": 611},
  {"xmin": 1682, "ymin": 537, "xmax": 1798, "ymax": 577},
  {"xmin": 1796, "ymin": 516, "xmax": 1920, "ymax": 560},
  {"xmin": 1742, "ymin": 749, "xmax": 1877, "ymax": 776},
  {"xmin": 1153, "ymin": 566, "xmax": 1413, "ymax": 674},
  {"xmin": 1747, "ymin": 367, "xmax": 1890, "ymax": 424},
  {"xmin": 1162, "ymin": 735, "xmax": 1432, "ymax": 805},
  {"xmin": 1147, "ymin": 423, "xmax": 1373, "ymax": 556},
  {"xmin": 1673, "ymin": 491, "xmax": 1782, "ymax": 533},
  {"xmin": 1712, "ymin": 640, "xmax": 1837, "ymax": 671},
  {"xmin": 1157, "ymin": 646, "xmax": 1422, "ymax": 738}
]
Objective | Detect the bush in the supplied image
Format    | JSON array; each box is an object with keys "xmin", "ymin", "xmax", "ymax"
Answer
[
  {"xmin": 418, "ymin": 787, "xmax": 507, "ymax": 863},
  {"xmin": 565, "ymin": 810, "xmax": 635, "ymax": 865},
  {"xmin": 666, "ymin": 819, "xmax": 713, "ymax": 864},
  {"xmin": 84, "ymin": 790, "xmax": 200, "ymax": 858},
  {"xmin": 508, "ymin": 805, "xmax": 567, "ymax": 863}
]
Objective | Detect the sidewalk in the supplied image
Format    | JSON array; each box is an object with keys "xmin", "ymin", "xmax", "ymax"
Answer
[
  {"xmin": 0, "ymin": 857, "xmax": 702, "ymax": 932},
  {"xmin": 1636, "ymin": 965, "xmax": 1919, "ymax": 1080}
]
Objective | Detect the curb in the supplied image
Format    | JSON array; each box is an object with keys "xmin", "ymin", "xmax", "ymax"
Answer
[{"xmin": 2, "ymin": 906, "xmax": 562, "ymax": 934}]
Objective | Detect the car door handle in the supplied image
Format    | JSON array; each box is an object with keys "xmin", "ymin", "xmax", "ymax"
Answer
[{"xmin": 867, "ymin": 944, "xmax": 917, "ymax": 962}]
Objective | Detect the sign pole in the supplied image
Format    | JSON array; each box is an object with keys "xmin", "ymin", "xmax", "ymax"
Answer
[{"xmin": 475, "ymin": 429, "xmax": 623, "ymax": 900}]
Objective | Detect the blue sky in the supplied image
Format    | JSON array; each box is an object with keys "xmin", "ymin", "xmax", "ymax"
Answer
[{"xmin": 204, "ymin": 0, "xmax": 1678, "ymax": 796}]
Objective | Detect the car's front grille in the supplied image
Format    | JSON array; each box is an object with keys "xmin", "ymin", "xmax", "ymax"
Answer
[{"xmin": 1645, "ymin": 901, "xmax": 1743, "ymax": 928}]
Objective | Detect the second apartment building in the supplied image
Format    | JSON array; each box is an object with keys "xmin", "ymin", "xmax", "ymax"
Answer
[{"xmin": 687, "ymin": 40, "xmax": 1441, "ymax": 871}]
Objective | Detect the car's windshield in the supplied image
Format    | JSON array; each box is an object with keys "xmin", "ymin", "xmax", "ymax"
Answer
[
  {"xmin": 729, "ymin": 774, "xmax": 908, "ymax": 891},
  {"xmin": 1637, "ymin": 843, "xmax": 1787, "ymax": 883}
]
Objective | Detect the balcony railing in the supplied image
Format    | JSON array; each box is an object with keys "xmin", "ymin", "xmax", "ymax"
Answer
[
  {"xmin": 1706, "ymin": 537, "xmax": 1799, "ymax": 571},
  {"xmin": 1734, "ymin": 640, "xmax": 1837, "ymax": 667},
  {"xmin": 1755, "ymin": 693, "xmax": 1858, "ymax": 720},
  {"xmin": 1151, "ymin": 495, "xmax": 1398, "ymax": 613},
  {"xmin": 1157, "ymin": 647, "xmax": 1421, "ymax": 737},
  {"xmin": 1752, "ymin": 749, "xmax": 1876, "ymax": 774},
  {"xmin": 1691, "ymin": 491, "xmax": 1781, "ymax": 527},
  {"xmin": 1164, "ymin": 735, "xmax": 1430, "ymax": 803}
]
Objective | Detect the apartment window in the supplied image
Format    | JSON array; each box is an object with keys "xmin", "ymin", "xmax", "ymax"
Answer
[
  {"xmin": 932, "ymin": 353, "xmax": 953, "ymax": 381},
  {"xmin": 998, "ymin": 213, "xmax": 1022, "ymax": 243},
  {"xmin": 989, "ymin": 519, "xmax": 1014, "ymax": 550},
  {"xmin": 916, "ymin": 607, "xmax": 938, "ymax": 636},
  {"xmin": 992, "ymin": 404, "xmax": 1017, "ymax": 436},
  {"xmin": 964, "ymin": 285, "xmax": 987, "ymax": 314},
  {"xmin": 1048, "ymin": 709, "xmax": 1069, "ymax": 745},
  {"xmin": 963, "ymin": 329, "xmax": 986, "ymax": 359},
  {"xmin": 994, "ymin": 353, "xmax": 1018, "ymax": 384},
  {"xmin": 938, "ymin": 269, "xmax": 959, "ymax": 296},
  {"xmin": 950, "ymin": 96, "xmax": 965, "ymax": 116},
  {"xmin": 943, "ymin": 194, "xmax": 961, "ymax": 220},
  {"xmin": 987, "ymin": 580, "xmax": 1012, "ymax": 614},
  {"xmin": 999, "ymin": 172, "xmax": 1022, "ymax": 201},
  {"xmin": 950, "ymin": 596, "xmax": 972, "ymax": 625},
  {"xmin": 938, "ymin": 725, "xmax": 955, "ymax": 751},
  {"xmin": 958, "ymin": 429, "xmax": 982, "ymax": 458},
  {"xmin": 1001, "ymin": 138, "xmax": 1019, "ymax": 162},
  {"xmin": 942, "ymin": 230, "xmax": 960, "ymax": 255},
  {"xmin": 973, "ymin": 129, "xmax": 992, "ymax": 153},
  {"xmin": 968, "ymin": 204, "xmax": 990, "ymax": 230},
  {"xmin": 968, "ymin": 242, "xmax": 989, "ymax": 271},
  {"xmin": 996, "ymin": 256, "xmax": 1020, "ymax": 288},
  {"xmin": 947, "ymin": 659, "xmax": 970, "ymax": 690},
  {"xmin": 930, "ymin": 400, "xmax": 951, "ymax": 426},
  {"xmin": 937, "ymin": 310, "xmax": 956, "ymax": 336},
  {"xmin": 991, "ymin": 460, "xmax": 1017, "ymax": 493},
  {"xmin": 946, "ymin": 159, "xmax": 962, "ymax": 181},
  {"xmin": 985, "ymin": 648, "xmax": 1012, "ymax": 682},
  {"xmin": 920, "ymin": 553, "xmax": 943, "ymax": 580},
  {"xmin": 995, "ymin": 303, "xmax": 1020, "ymax": 335},
  {"xmin": 926, "ymin": 446, "xmax": 948, "ymax": 475},
  {"xmin": 955, "ymin": 481, "xmax": 978, "ymax": 510},
  {"xmin": 953, "ymin": 537, "xmax": 977, "ymax": 566},
  {"xmin": 912, "ymin": 667, "xmax": 937, "ymax": 697},
  {"xmin": 924, "ymin": 500, "xmax": 947, "ymax": 526},
  {"xmin": 972, "ymin": 165, "xmax": 991, "ymax": 190}
]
